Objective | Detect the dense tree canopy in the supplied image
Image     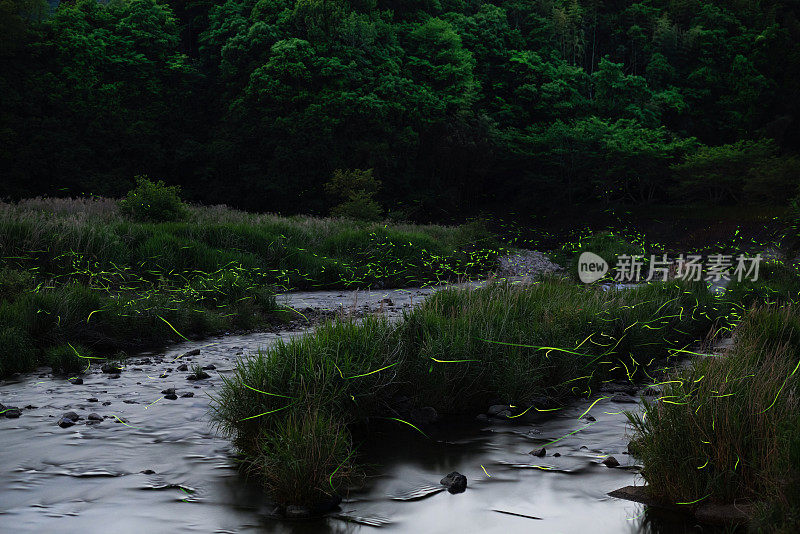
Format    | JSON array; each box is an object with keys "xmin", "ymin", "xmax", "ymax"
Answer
[{"xmin": 1, "ymin": 0, "xmax": 799, "ymax": 219}]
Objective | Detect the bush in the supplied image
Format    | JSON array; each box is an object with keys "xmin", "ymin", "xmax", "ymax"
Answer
[
  {"xmin": 0, "ymin": 326, "xmax": 36, "ymax": 376},
  {"xmin": 324, "ymin": 169, "xmax": 383, "ymax": 221},
  {"xmin": 627, "ymin": 306, "xmax": 800, "ymax": 530},
  {"xmin": 118, "ymin": 176, "xmax": 186, "ymax": 222},
  {"xmin": 45, "ymin": 343, "xmax": 90, "ymax": 375}
]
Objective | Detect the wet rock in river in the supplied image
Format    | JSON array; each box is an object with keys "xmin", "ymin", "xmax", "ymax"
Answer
[
  {"xmin": 62, "ymin": 411, "xmax": 79, "ymax": 422},
  {"xmin": 487, "ymin": 405, "xmax": 512, "ymax": 419},
  {"xmin": 582, "ymin": 415, "xmax": 596, "ymax": 422},
  {"xmin": 88, "ymin": 413, "xmax": 102, "ymax": 421},
  {"xmin": 109, "ymin": 374, "xmax": 121, "ymax": 379},
  {"xmin": 87, "ymin": 398, "xmax": 99, "ymax": 402},
  {"xmin": 180, "ymin": 392, "xmax": 194, "ymax": 398},
  {"xmin": 202, "ymin": 364, "xmax": 216, "ymax": 370},
  {"xmin": 102, "ymin": 401, "xmax": 111, "ymax": 406},
  {"xmin": 187, "ymin": 370, "xmax": 210, "ymax": 380},
  {"xmin": 553, "ymin": 453, "xmax": 561, "ymax": 457},
  {"xmin": 412, "ymin": 406, "xmax": 439, "ymax": 425},
  {"xmin": 530, "ymin": 448, "xmax": 546, "ymax": 457},
  {"xmin": 164, "ymin": 393, "xmax": 178, "ymax": 400},
  {"xmin": 440, "ymin": 472, "xmax": 467, "ymax": 494},
  {"xmin": 181, "ymin": 349, "xmax": 201, "ymax": 358},
  {"xmin": 602, "ymin": 456, "xmax": 620, "ymax": 468},
  {"xmin": 69, "ymin": 377, "xmax": 83, "ymax": 385},
  {"xmin": 176, "ymin": 364, "xmax": 188, "ymax": 372},
  {"xmin": 5, "ymin": 407, "xmax": 22, "ymax": 419},
  {"xmin": 101, "ymin": 363, "xmax": 123, "ymax": 374}
]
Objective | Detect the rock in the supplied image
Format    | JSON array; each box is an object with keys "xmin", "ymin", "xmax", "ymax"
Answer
[
  {"xmin": 187, "ymin": 370, "xmax": 210, "ymax": 380},
  {"xmin": 87, "ymin": 398, "xmax": 99, "ymax": 402},
  {"xmin": 285, "ymin": 505, "xmax": 311, "ymax": 519},
  {"xmin": 487, "ymin": 404, "xmax": 512, "ymax": 418},
  {"xmin": 553, "ymin": 453, "xmax": 561, "ymax": 457},
  {"xmin": 381, "ymin": 298, "xmax": 394, "ymax": 306},
  {"xmin": 602, "ymin": 456, "xmax": 620, "ymax": 468},
  {"xmin": 109, "ymin": 374, "xmax": 121, "ymax": 379},
  {"xmin": 202, "ymin": 364, "xmax": 216, "ymax": 370},
  {"xmin": 497, "ymin": 250, "xmax": 563, "ymax": 278},
  {"xmin": 180, "ymin": 392, "xmax": 194, "ymax": 398},
  {"xmin": 440, "ymin": 471, "xmax": 467, "ymax": 494},
  {"xmin": 164, "ymin": 393, "xmax": 178, "ymax": 400},
  {"xmin": 582, "ymin": 415, "xmax": 596, "ymax": 422},
  {"xmin": 24, "ymin": 405, "xmax": 36, "ymax": 410},
  {"xmin": 412, "ymin": 406, "xmax": 439, "ymax": 425},
  {"xmin": 609, "ymin": 392, "xmax": 638, "ymax": 404},
  {"xmin": 600, "ymin": 381, "xmax": 639, "ymax": 395},
  {"xmin": 87, "ymin": 413, "xmax": 102, "ymax": 421},
  {"xmin": 181, "ymin": 349, "xmax": 201, "ymax": 358},
  {"xmin": 161, "ymin": 388, "xmax": 176, "ymax": 396},
  {"xmin": 102, "ymin": 401, "xmax": 111, "ymax": 406},
  {"xmin": 5, "ymin": 408, "xmax": 22, "ymax": 419},
  {"xmin": 123, "ymin": 400, "xmax": 138, "ymax": 404},
  {"xmin": 62, "ymin": 411, "xmax": 79, "ymax": 422},
  {"xmin": 101, "ymin": 363, "xmax": 123, "ymax": 374},
  {"xmin": 176, "ymin": 364, "xmax": 188, "ymax": 372},
  {"xmin": 58, "ymin": 418, "xmax": 75, "ymax": 428},
  {"xmin": 140, "ymin": 469, "xmax": 156, "ymax": 475},
  {"xmin": 530, "ymin": 448, "xmax": 546, "ymax": 457},
  {"xmin": 158, "ymin": 373, "xmax": 168, "ymax": 379},
  {"xmin": 69, "ymin": 377, "xmax": 83, "ymax": 385}
]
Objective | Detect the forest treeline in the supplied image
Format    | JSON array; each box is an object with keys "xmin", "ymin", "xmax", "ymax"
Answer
[{"xmin": 2, "ymin": 0, "xmax": 799, "ymax": 220}]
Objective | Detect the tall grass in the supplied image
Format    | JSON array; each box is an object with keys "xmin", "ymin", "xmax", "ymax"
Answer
[
  {"xmin": 628, "ymin": 305, "xmax": 800, "ymax": 531},
  {"xmin": 212, "ymin": 278, "xmax": 732, "ymax": 507},
  {"xmin": 0, "ymin": 197, "xmax": 498, "ymax": 377}
]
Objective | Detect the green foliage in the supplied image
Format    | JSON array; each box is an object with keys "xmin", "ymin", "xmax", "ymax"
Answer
[
  {"xmin": 628, "ymin": 306, "xmax": 800, "ymax": 530},
  {"xmin": 213, "ymin": 278, "xmax": 730, "ymax": 504},
  {"xmin": 324, "ymin": 169, "xmax": 383, "ymax": 221},
  {"xmin": 0, "ymin": 326, "xmax": 36, "ymax": 376},
  {"xmin": 3, "ymin": 0, "xmax": 798, "ymax": 213},
  {"xmin": 45, "ymin": 343, "xmax": 89, "ymax": 375},
  {"xmin": 672, "ymin": 139, "xmax": 780, "ymax": 204},
  {"xmin": 118, "ymin": 176, "xmax": 187, "ymax": 222}
]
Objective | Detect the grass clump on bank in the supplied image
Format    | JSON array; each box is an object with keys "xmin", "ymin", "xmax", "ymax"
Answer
[
  {"xmin": 212, "ymin": 278, "xmax": 732, "ymax": 508},
  {"xmin": 627, "ymin": 305, "xmax": 800, "ymax": 531}
]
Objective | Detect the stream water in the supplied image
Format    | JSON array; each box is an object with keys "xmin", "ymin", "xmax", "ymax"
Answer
[{"xmin": 0, "ymin": 283, "xmax": 707, "ymax": 533}]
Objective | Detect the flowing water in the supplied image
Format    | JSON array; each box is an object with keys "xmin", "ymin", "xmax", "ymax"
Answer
[{"xmin": 0, "ymin": 284, "xmax": 707, "ymax": 533}]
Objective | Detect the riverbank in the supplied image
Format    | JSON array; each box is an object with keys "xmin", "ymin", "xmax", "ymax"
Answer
[{"xmin": 0, "ymin": 198, "xmax": 500, "ymax": 378}]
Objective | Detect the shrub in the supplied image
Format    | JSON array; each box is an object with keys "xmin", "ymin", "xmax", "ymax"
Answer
[
  {"xmin": 324, "ymin": 169, "xmax": 383, "ymax": 221},
  {"xmin": 627, "ymin": 306, "xmax": 800, "ymax": 529},
  {"xmin": 0, "ymin": 326, "xmax": 36, "ymax": 376},
  {"xmin": 45, "ymin": 343, "xmax": 89, "ymax": 375},
  {"xmin": 118, "ymin": 176, "xmax": 186, "ymax": 222}
]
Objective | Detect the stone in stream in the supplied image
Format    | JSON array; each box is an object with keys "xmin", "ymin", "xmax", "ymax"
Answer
[
  {"xmin": 181, "ymin": 349, "xmax": 201, "ymax": 358},
  {"xmin": 4, "ymin": 407, "xmax": 22, "ymax": 419},
  {"xmin": 187, "ymin": 370, "xmax": 210, "ymax": 380},
  {"xmin": 553, "ymin": 453, "xmax": 561, "ymax": 457},
  {"xmin": 109, "ymin": 374, "xmax": 121, "ymax": 379},
  {"xmin": 62, "ymin": 411, "xmax": 80, "ymax": 422},
  {"xmin": 58, "ymin": 418, "xmax": 75, "ymax": 428},
  {"xmin": 69, "ymin": 377, "xmax": 83, "ymax": 385},
  {"xmin": 487, "ymin": 404, "xmax": 512, "ymax": 419},
  {"xmin": 180, "ymin": 392, "xmax": 194, "ymax": 398},
  {"xmin": 202, "ymin": 364, "xmax": 216, "ymax": 370},
  {"xmin": 412, "ymin": 406, "xmax": 439, "ymax": 425},
  {"xmin": 582, "ymin": 415, "xmax": 596, "ymax": 422},
  {"xmin": 101, "ymin": 363, "xmax": 123, "ymax": 374},
  {"xmin": 87, "ymin": 413, "xmax": 102, "ymax": 421},
  {"xmin": 440, "ymin": 472, "xmax": 467, "ymax": 494},
  {"xmin": 602, "ymin": 456, "xmax": 620, "ymax": 468},
  {"xmin": 87, "ymin": 398, "xmax": 99, "ymax": 402},
  {"xmin": 530, "ymin": 448, "xmax": 546, "ymax": 457},
  {"xmin": 102, "ymin": 401, "xmax": 111, "ymax": 406},
  {"xmin": 176, "ymin": 364, "xmax": 188, "ymax": 372}
]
